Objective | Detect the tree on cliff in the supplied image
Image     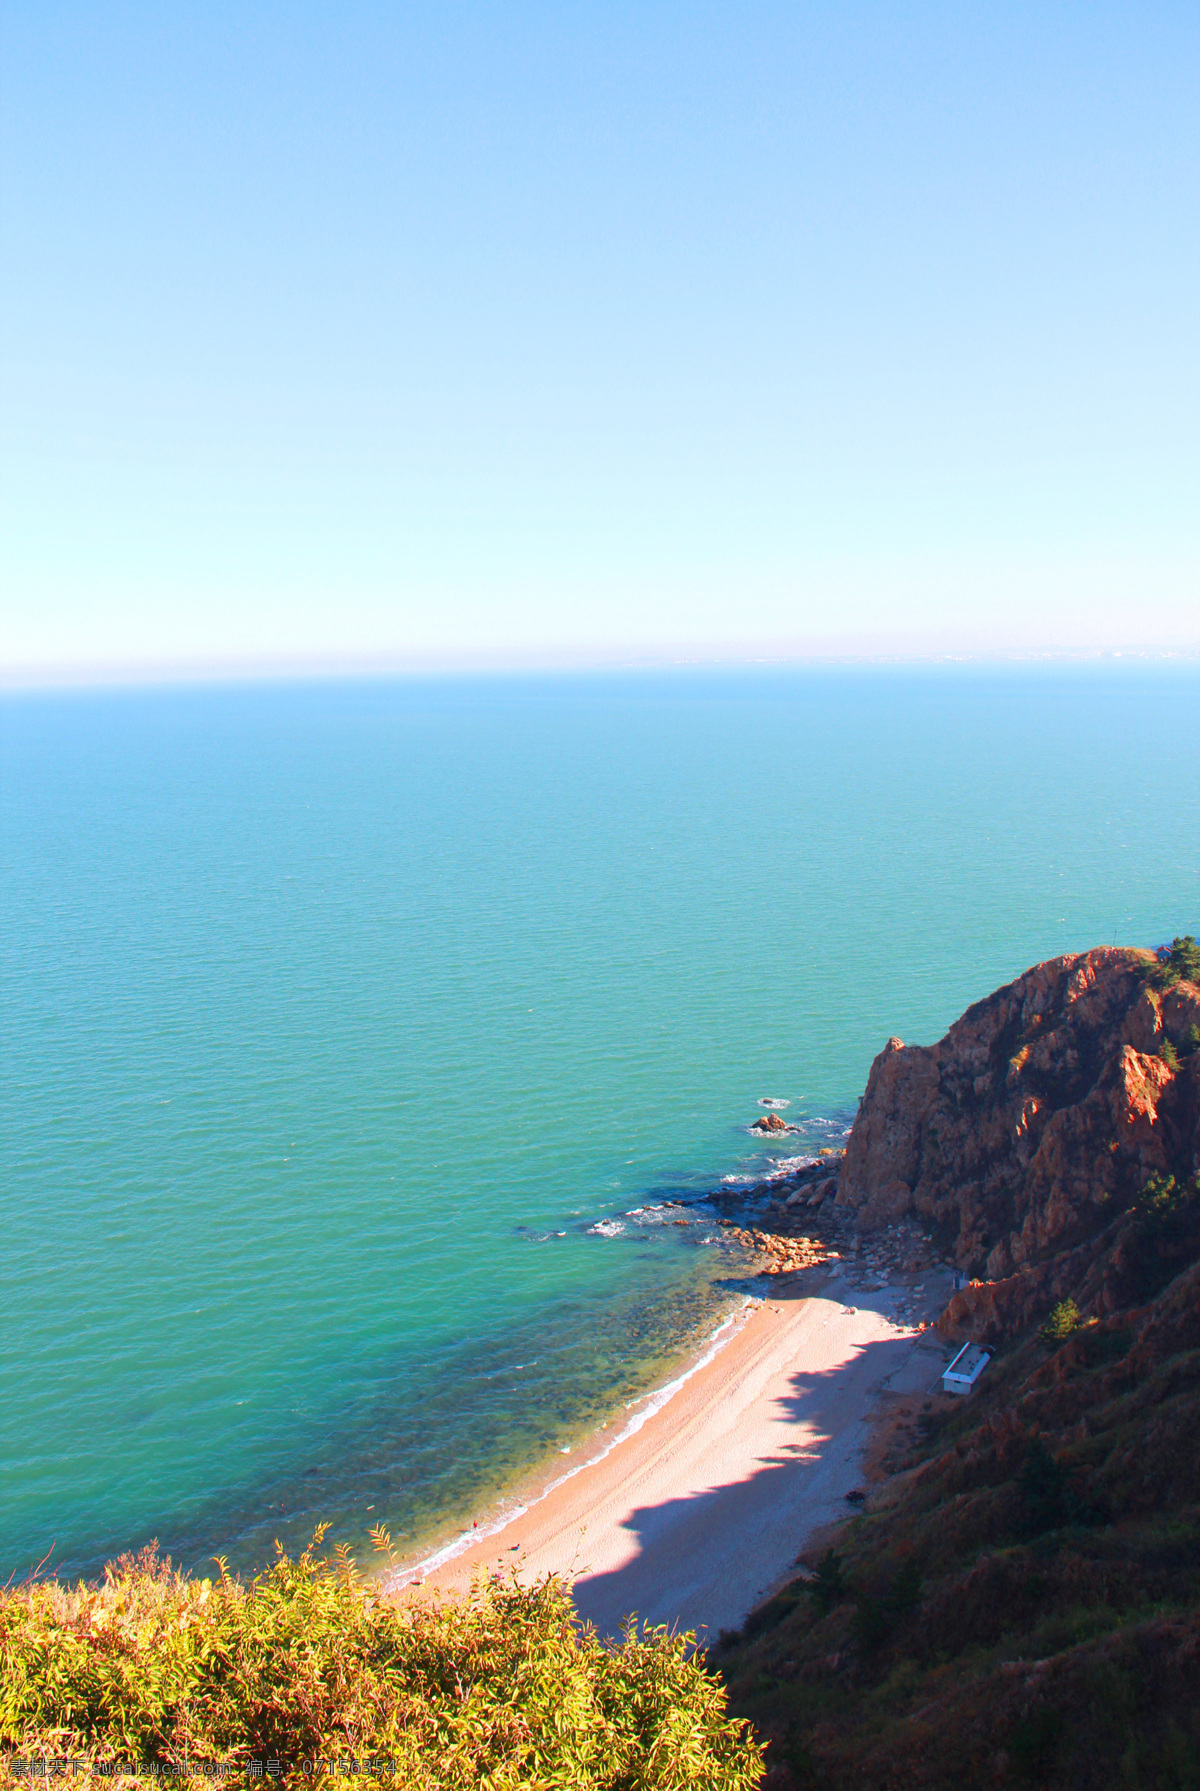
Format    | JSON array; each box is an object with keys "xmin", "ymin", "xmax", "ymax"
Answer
[{"xmin": 1146, "ymin": 934, "xmax": 1200, "ymax": 989}]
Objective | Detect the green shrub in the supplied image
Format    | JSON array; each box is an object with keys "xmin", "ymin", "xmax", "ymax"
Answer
[
  {"xmin": 1143, "ymin": 936, "xmax": 1200, "ymax": 991},
  {"xmin": 808, "ymin": 1551, "xmax": 847, "ymax": 1619},
  {"xmin": 1040, "ymin": 1298, "xmax": 1082, "ymax": 1345},
  {"xmin": 773, "ymin": 1724, "xmax": 818, "ymax": 1785},
  {"xmin": 1080, "ymin": 1325, "xmax": 1132, "ymax": 1366},
  {"xmin": 0, "ymin": 1534, "xmax": 763, "ymax": 1790},
  {"xmin": 1140, "ymin": 1172, "xmax": 1176, "ymax": 1212},
  {"xmin": 850, "ymin": 1597, "xmax": 891, "ymax": 1658},
  {"xmin": 1137, "ymin": 1173, "xmax": 1200, "ymax": 1222},
  {"xmin": 1007, "ymin": 1704, "xmax": 1065, "ymax": 1780},
  {"xmin": 740, "ymin": 1586, "xmax": 803, "ymax": 1642},
  {"xmin": 887, "ymin": 1558, "xmax": 923, "ymax": 1617},
  {"xmin": 1019, "ymin": 1440, "xmax": 1075, "ymax": 1536},
  {"xmin": 1019, "ymin": 1439, "xmax": 1101, "ymax": 1536}
]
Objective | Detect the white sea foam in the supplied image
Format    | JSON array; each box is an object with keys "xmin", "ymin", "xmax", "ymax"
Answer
[
  {"xmin": 388, "ymin": 1297, "xmax": 757, "ymax": 1589},
  {"xmin": 586, "ymin": 1219, "xmax": 626, "ymax": 1237},
  {"xmin": 625, "ymin": 1204, "xmax": 685, "ymax": 1228},
  {"xmin": 757, "ymin": 1097, "xmax": 791, "ymax": 1109}
]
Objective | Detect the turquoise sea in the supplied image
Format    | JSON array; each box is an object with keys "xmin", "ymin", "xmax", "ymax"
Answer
[{"xmin": 3, "ymin": 666, "xmax": 1198, "ymax": 1584}]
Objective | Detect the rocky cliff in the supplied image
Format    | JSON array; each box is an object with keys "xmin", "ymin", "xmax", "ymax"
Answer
[
  {"xmin": 715, "ymin": 942, "xmax": 1200, "ymax": 1791},
  {"xmin": 720, "ymin": 1237, "xmax": 1200, "ymax": 1791},
  {"xmin": 836, "ymin": 945, "xmax": 1200, "ymax": 1340}
]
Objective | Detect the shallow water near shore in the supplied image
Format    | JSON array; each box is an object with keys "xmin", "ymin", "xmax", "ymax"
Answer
[{"xmin": 2, "ymin": 665, "xmax": 1198, "ymax": 1582}]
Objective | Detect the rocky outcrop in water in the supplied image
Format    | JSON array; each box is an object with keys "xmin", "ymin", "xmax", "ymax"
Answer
[{"xmin": 835, "ymin": 947, "xmax": 1200, "ymax": 1339}]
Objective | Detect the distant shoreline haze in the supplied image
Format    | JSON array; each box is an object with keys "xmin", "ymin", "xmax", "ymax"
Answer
[{"xmin": 3, "ymin": 645, "xmax": 1200, "ymax": 694}]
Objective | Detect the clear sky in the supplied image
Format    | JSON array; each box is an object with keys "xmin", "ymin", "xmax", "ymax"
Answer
[{"xmin": 2, "ymin": 1, "xmax": 1198, "ymax": 681}]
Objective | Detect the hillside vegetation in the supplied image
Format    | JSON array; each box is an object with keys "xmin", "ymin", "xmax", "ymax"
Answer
[
  {"xmin": 0, "ymin": 1534, "xmax": 761, "ymax": 1790},
  {"xmin": 717, "ymin": 1231, "xmax": 1200, "ymax": 1787},
  {"xmin": 717, "ymin": 943, "xmax": 1200, "ymax": 1789}
]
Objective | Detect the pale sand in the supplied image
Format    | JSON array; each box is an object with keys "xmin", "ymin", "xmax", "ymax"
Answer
[{"xmin": 407, "ymin": 1272, "xmax": 951, "ymax": 1643}]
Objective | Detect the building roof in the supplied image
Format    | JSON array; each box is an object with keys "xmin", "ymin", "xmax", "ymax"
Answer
[{"xmin": 944, "ymin": 1342, "xmax": 990, "ymax": 1382}]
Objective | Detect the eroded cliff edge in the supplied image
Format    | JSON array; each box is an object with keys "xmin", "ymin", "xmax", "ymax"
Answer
[
  {"xmin": 835, "ymin": 944, "xmax": 1200, "ymax": 1341},
  {"xmin": 716, "ymin": 942, "xmax": 1200, "ymax": 1790}
]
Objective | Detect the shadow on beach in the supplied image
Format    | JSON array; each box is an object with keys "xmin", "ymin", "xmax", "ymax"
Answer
[{"xmin": 570, "ymin": 1290, "xmax": 940, "ymax": 1643}]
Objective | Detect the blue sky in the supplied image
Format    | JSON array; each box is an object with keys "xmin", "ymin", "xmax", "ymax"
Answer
[{"xmin": 2, "ymin": 1, "xmax": 1197, "ymax": 680}]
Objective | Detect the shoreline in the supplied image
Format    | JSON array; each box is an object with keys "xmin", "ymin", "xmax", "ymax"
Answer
[
  {"xmin": 387, "ymin": 1293, "xmax": 758, "ymax": 1586},
  {"xmin": 394, "ymin": 1256, "xmax": 954, "ymax": 1643},
  {"xmin": 385, "ymin": 1148, "xmax": 852, "ymax": 1590}
]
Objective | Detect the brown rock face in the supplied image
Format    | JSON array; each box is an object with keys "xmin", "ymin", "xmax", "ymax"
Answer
[
  {"xmin": 838, "ymin": 949, "xmax": 1200, "ymax": 1295},
  {"xmin": 752, "ymin": 1111, "xmax": 789, "ymax": 1133}
]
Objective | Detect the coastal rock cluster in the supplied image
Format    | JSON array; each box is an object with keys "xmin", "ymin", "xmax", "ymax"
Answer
[
  {"xmin": 712, "ymin": 1158, "xmax": 952, "ymax": 1328},
  {"xmin": 717, "ymin": 1221, "xmax": 837, "ymax": 1276},
  {"xmin": 833, "ymin": 947, "xmax": 1200, "ymax": 1340}
]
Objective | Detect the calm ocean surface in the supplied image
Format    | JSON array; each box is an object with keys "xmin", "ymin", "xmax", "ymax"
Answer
[{"xmin": 3, "ymin": 667, "xmax": 1198, "ymax": 1583}]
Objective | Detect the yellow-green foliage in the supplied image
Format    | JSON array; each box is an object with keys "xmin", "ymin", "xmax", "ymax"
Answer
[
  {"xmin": 0, "ymin": 1532, "xmax": 762, "ymax": 1791},
  {"xmin": 1039, "ymin": 1297, "xmax": 1082, "ymax": 1344}
]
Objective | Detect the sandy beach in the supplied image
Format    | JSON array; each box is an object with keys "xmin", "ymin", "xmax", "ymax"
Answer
[{"xmin": 404, "ymin": 1264, "xmax": 953, "ymax": 1643}]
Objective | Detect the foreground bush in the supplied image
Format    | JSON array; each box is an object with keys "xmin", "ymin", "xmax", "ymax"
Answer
[{"xmin": 0, "ymin": 1532, "xmax": 762, "ymax": 1790}]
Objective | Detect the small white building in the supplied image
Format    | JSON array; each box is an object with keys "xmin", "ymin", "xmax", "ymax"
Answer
[{"xmin": 942, "ymin": 1341, "xmax": 990, "ymax": 1396}]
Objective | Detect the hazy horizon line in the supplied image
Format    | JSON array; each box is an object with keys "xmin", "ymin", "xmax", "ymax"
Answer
[{"xmin": 4, "ymin": 638, "xmax": 1200, "ymax": 696}]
